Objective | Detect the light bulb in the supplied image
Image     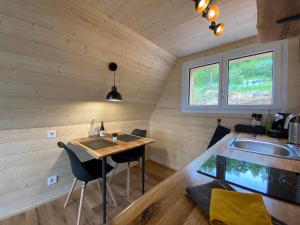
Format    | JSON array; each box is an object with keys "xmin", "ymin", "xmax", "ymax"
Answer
[
  {"xmin": 209, "ymin": 10, "xmax": 215, "ymax": 18},
  {"xmin": 206, "ymin": 4, "xmax": 220, "ymax": 22},
  {"xmin": 195, "ymin": 0, "xmax": 210, "ymax": 14},
  {"xmin": 215, "ymin": 23, "xmax": 224, "ymax": 36},
  {"xmin": 199, "ymin": 0, "xmax": 205, "ymax": 7}
]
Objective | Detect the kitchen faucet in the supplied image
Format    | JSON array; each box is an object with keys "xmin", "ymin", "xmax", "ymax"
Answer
[{"xmin": 284, "ymin": 113, "xmax": 296, "ymax": 130}]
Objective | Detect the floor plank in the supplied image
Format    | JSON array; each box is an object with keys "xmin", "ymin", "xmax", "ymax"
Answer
[{"xmin": 0, "ymin": 160, "xmax": 176, "ymax": 225}]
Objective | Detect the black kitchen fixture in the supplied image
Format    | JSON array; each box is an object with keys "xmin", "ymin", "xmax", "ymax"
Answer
[
  {"xmin": 193, "ymin": 0, "xmax": 224, "ymax": 36},
  {"xmin": 106, "ymin": 62, "xmax": 123, "ymax": 102},
  {"xmin": 209, "ymin": 21, "xmax": 225, "ymax": 36},
  {"xmin": 198, "ymin": 155, "xmax": 300, "ymax": 206}
]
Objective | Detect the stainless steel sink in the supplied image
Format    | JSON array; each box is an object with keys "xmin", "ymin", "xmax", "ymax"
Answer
[{"xmin": 226, "ymin": 137, "xmax": 300, "ymax": 160}]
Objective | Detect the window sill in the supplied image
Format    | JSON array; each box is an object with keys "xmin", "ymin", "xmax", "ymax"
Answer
[{"xmin": 181, "ymin": 108, "xmax": 283, "ymax": 114}]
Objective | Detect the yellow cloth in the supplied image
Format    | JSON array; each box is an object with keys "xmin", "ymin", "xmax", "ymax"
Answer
[{"xmin": 210, "ymin": 189, "xmax": 273, "ymax": 225}]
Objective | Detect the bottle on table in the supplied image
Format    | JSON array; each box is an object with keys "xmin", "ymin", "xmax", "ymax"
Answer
[{"xmin": 99, "ymin": 121, "xmax": 105, "ymax": 137}]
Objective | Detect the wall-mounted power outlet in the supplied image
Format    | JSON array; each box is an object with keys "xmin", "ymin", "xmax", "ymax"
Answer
[
  {"xmin": 47, "ymin": 129, "xmax": 56, "ymax": 139},
  {"xmin": 47, "ymin": 176, "xmax": 58, "ymax": 186}
]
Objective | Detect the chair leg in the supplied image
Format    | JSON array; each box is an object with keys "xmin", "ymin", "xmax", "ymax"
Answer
[
  {"xmin": 106, "ymin": 183, "xmax": 118, "ymax": 208},
  {"xmin": 127, "ymin": 162, "xmax": 130, "ymax": 198},
  {"xmin": 98, "ymin": 179, "xmax": 118, "ymax": 208},
  {"xmin": 108, "ymin": 163, "xmax": 118, "ymax": 184},
  {"xmin": 64, "ymin": 178, "xmax": 77, "ymax": 208},
  {"xmin": 77, "ymin": 182, "xmax": 86, "ymax": 225}
]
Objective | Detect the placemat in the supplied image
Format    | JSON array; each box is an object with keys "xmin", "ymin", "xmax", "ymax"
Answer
[
  {"xmin": 118, "ymin": 134, "xmax": 142, "ymax": 142},
  {"xmin": 80, "ymin": 139, "xmax": 117, "ymax": 150}
]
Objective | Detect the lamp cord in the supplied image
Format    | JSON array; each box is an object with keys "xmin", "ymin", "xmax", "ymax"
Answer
[{"xmin": 114, "ymin": 71, "xmax": 116, "ymax": 86}]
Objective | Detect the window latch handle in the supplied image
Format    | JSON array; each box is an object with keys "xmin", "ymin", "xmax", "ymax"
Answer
[{"xmin": 222, "ymin": 90, "xmax": 225, "ymax": 98}]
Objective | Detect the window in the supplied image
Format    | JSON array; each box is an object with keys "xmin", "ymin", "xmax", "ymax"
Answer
[
  {"xmin": 189, "ymin": 63, "xmax": 219, "ymax": 106},
  {"xmin": 182, "ymin": 41, "xmax": 287, "ymax": 113},
  {"xmin": 227, "ymin": 52, "xmax": 273, "ymax": 105}
]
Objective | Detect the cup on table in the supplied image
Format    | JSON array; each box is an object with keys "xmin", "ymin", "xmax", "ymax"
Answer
[{"xmin": 112, "ymin": 133, "xmax": 118, "ymax": 142}]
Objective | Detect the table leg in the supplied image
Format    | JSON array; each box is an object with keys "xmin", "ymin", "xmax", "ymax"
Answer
[
  {"xmin": 102, "ymin": 156, "xmax": 107, "ymax": 224},
  {"xmin": 142, "ymin": 150, "xmax": 145, "ymax": 194}
]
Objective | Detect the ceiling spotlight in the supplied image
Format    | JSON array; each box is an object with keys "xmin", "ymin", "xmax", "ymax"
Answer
[
  {"xmin": 209, "ymin": 22, "xmax": 225, "ymax": 36},
  {"xmin": 205, "ymin": 4, "xmax": 220, "ymax": 22},
  {"xmin": 194, "ymin": 0, "xmax": 210, "ymax": 14},
  {"xmin": 192, "ymin": 0, "xmax": 224, "ymax": 36}
]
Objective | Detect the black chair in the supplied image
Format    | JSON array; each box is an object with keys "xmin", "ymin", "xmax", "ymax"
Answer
[
  {"xmin": 109, "ymin": 129, "xmax": 147, "ymax": 197},
  {"xmin": 207, "ymin": 119, "xmax": 231, "ymax": 149},
  {"xmin": 57, "ymin": 142, "xmax": 118, "ymax": 225}
]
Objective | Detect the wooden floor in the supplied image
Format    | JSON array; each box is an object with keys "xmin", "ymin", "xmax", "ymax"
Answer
[{"xmin": 0, "ymin": 160, "xmax": 175, "ymax": 225}]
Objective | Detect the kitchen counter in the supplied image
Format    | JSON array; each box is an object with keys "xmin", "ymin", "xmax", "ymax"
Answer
[{"xmin": 111, "ymin": 132, "xmax": 300, "ymax": 225}]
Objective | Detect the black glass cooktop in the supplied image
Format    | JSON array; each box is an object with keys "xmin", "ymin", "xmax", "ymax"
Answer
[{"xmin": 198, "ymin": 155, "xmax": 300, "ymax": 205}]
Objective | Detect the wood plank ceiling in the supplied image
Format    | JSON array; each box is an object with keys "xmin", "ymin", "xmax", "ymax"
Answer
[{"xmin": 86, "ymin": 0, "xmax": 257, "ymax": 57}]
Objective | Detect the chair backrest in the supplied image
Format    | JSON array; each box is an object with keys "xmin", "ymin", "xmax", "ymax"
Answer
[
  {"xmin": 131, "ymin": 129, "xmax": 147, "ymax": 157},
  {"xmin": 111, "ymin": 129, "xmax": 148, "ymax": 163},
  {"xmin": 57, "ymin": 142, "xmax": 92, "ymax": 181},
  {"xmin": 131, "ymin": 129, "xmax": 147, "ymax": 138}
]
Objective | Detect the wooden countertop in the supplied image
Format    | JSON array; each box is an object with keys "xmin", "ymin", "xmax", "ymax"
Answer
[{"xmin": 111, "ymin": 133, "xmax": 300, "ymax": 225}]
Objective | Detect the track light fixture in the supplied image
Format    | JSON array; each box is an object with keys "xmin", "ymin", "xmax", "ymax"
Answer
[
  {"xmin": 194, "ymin": 0, "xmax": 210, "ymax": 14},
  {"xmin": 205, "ymin": 4, "xmax": 220, "ymax": 22},
  {"xmin": 192, "ymin": 0, "xmax": 224, "ymax": 36},
  {"xmin": 209, "ymin": 22, "xmax": 225, "ymax": 36}
]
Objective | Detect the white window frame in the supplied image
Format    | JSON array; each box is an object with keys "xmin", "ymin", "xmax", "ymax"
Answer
[{"xmin": 182, "ymin": 40, "xmax": 287, "ymax": 114}]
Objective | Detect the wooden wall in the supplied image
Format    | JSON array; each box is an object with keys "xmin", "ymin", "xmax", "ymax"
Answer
[
  {"xmin": 0, "ymin": 120, "xmax": 148, "ymax": 219},
  {"xmin": 0, "ymin": 0, "xmax": 176, "ymax": 219},
  {"xmin": 0, "ymin": 0, "xmax": 176, "ymax": 129},
  {"xmin": 148, "ymin": 36, "xmax": 300, "ymax": 170},
  {"xmin": 287, "ymin": 37, "xmax": 300, "ymax": 112}
]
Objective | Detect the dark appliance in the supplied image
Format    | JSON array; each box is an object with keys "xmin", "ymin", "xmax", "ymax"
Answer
[
  {"xmin": 198, "ymin": 155, "xmax": 300, "ymax": 205},
  {"xmin": 268, "ymin": 113, "xmax": 295, "ymax": 138}
]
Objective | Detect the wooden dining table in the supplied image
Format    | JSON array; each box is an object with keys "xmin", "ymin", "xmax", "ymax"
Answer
[{"xmin": 68, "ymin": 133, "xmax": 155, "ymax": 224}]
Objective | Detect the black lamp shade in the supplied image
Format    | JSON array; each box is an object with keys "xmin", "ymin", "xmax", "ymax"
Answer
[{"xmin": 106, "ymin": 85, "xmax": 123, "ymax": 101}]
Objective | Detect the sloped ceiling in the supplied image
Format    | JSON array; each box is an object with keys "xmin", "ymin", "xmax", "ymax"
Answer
[{"xmin": 86, "ymin": 0, "xmax": 257, "ymax": 57}]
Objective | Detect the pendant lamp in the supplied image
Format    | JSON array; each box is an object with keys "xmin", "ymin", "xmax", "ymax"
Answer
[{"xmin": 106, "ymin": 62, "xmax": 123, "ymax": 102}]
